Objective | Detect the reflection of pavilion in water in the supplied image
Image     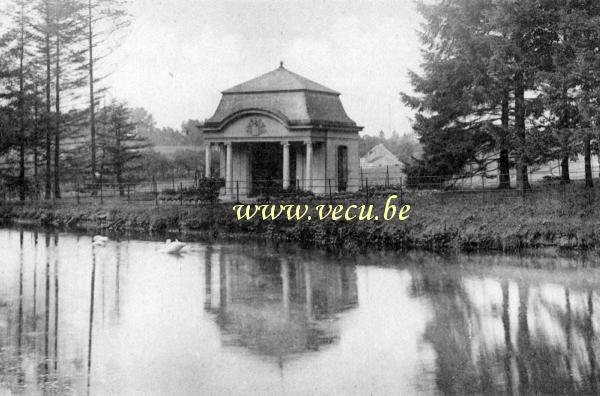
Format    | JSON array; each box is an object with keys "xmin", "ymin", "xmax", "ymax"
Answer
[{"xmin": 203, "ymin": 247, "xmax": 358, "ymax": 359}]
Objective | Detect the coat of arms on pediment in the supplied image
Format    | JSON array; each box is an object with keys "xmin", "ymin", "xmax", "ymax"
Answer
[{"xmin": 246, "ymin": 118, "xmax": 267, "ymax": 136}]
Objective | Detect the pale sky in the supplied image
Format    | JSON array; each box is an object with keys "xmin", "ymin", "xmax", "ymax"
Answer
[{"xmin": 105, "ymin": 0, "xmax": 423, "ymax": 136}]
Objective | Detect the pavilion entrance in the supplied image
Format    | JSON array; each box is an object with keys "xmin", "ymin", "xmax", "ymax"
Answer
[{"xmin": 250, "ymin": 143, "xmax": 287, "ymax": 196}]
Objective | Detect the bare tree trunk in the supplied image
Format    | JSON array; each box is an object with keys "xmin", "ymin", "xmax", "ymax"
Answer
[
  {"xmin": 514, "ymin": 70, "xmax": 530, "ymax": 190},
  {"xmin": 18, "ymin": 3, "xmax": 26, "ymax": 201},
  {"xmin": 44, "ymin": 3, "xmax": 52, "ymax": 200},
  {"xmin": 560, "ymin": 156, "xmax": 570, "ymax": 185},
  {"xmin": 54, "ymin": 23, "xmax": 61, "ymax": 199},
  {"xmin": 33, "ymin": 86, "xmax": 39, "ymax": 195},
  {"xmin": 116, "ymin": 126, "xmax": 124, "ymax": 196},
  {"xmin": 584, "ymin": 131, "xmax": 593, "ymax": 188},
  {"xmin": 560, "ymin": 78, "xmax": 571, "ymax": 185},
  {"xmin": 88, "ymin": 0, "xmax": 97, "ymax": 184},
  {"xmin": 498, "ymin": 89, "xmax": 511, "ymax": 189}
]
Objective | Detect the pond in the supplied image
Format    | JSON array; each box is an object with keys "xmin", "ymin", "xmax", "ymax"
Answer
[{"xmin": 0, "ymin": 228, "xmax": 599, "ymax": 395}]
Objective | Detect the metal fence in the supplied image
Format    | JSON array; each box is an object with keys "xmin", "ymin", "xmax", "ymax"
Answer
[{"xmin": 1, "ymin": 167, "xmax": 600, "ymax": 207}]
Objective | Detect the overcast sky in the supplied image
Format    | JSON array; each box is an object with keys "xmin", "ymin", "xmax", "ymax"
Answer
[{"xmin": 105, "ymin": 0, "xmax": 423, "ymax": 136}]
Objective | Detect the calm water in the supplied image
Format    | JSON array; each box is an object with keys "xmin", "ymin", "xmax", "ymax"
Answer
[{"xmin": 0, "ymin": 229, "xmax": 599, "ymax": 395}]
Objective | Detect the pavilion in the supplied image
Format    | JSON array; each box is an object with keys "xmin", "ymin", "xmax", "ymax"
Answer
[{"xmin": 202, "ymin": 63, "xmax": 362, "ymax": 198}]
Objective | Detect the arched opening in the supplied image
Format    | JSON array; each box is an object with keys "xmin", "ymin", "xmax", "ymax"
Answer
[{"xmin": 337, "ymin": 146, "xmax": 348, "ymax": 192}]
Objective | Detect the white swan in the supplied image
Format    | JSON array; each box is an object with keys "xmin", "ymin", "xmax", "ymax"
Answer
[
  {"xmin": 163, "ymin": 239, "xmax": 186, "ymax": 254},
  {"xmin": 93, "ymin": 235, "xmax": 109, "ymax": 243}
]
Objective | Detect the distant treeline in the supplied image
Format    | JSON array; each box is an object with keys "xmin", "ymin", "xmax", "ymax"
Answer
[
  {"xmin": 403, "ymin": 0, "xmax": 600, "ymax": 189},
  {"xmin": 129, "ymin": 107, "xmax": 203, "ymax": 147}
]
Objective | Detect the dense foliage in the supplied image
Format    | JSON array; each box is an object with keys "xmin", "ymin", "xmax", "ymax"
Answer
[
  {"xmin": 0, "ymin": 0, "xmax": 203, "ymax": 201},
  {"xmin": 403, "ymin": 0, "xmax": 600, "ymax": 189}
]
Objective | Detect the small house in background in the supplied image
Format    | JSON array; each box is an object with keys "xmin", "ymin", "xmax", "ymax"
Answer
[
  {"xmin": 360, "ymin": 144, "xmax": 402, "ymax": 168},
  {"xmin": 202, "ymin": 63, "xmax": 363, "ymax": 198},
  {"xmin": 360, "ymin": 144, "xmax": 405, "ymax": 186}
]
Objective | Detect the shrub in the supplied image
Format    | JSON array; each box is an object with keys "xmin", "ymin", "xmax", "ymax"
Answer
[{"xmin": 160, "ymin": 178, "xmax": 224, "ymax": 203}]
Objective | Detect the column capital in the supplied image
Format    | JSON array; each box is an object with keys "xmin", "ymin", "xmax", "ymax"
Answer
[
  {"xmin": 281, "ymin": 141, "xmax": 290, "ymax": 147},
  {"xmin": 225, "ymin": 141, "xmax": 233, "ymax": 148}
]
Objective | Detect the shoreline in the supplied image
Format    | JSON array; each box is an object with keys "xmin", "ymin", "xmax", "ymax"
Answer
[{"xmin": 1, "ymin": 195, "xmax": 599, "ymax": 253}]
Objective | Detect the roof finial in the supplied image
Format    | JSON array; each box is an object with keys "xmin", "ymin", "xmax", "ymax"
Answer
[{"xmin": 279, "ymin": 60, "xmax": 284, "ymax": 69}]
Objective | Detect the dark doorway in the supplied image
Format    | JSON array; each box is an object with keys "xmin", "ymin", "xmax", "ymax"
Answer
[
  {"xmin": 337, "ymin": 146, "xmax": 348, "ymax": 192},
  {"xmin": 250, "ymin": 143, "xmax": 283, "ymax": 196}
]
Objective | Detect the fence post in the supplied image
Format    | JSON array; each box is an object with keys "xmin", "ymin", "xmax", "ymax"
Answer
[
  {"xmin": 77, "ymin": 182, "xmax": 80, "ymax": 204},
  {"xmin": 328, "ymin": 179, "xmax": 332, "ymax": 204},
  {"xmin": 127, "ymin": 185, "xmax": 130, "ymax": 204},
  {"xmin": 100, "ymin": 180, "xmax": 103, "ymax": 205},
  {"xmin": 180, "ymin": 182, "xmax": 183, "ymax": 205},
  {"xmin": 236, "ymin": 181, "xmax": 240, "ymax": 204},
  {"xmin": 365, "ymin": 177, "xmax": 369, "ymax": 205},
  {"xmin": 386, "ymin": 166, "xmax": 389, "ymax": 189}
]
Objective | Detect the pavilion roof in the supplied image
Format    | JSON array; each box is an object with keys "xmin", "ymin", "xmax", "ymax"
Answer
[
  {"xmin": 222, "ymin": 63, "xmax": 340, "ymax": 95},
  {"xmin": 205, "ymin": 64, "xmax": 360, "ymax": 129}
]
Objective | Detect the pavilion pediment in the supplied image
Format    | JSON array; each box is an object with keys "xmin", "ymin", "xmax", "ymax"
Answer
[{"xmin": 216, "ymin": 115, "xmax": 291, "ymax": 140}]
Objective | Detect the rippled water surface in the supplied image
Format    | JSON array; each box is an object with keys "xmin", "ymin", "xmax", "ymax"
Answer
[{"xmin": 1, "ymin": 228, "xmax": 600, "ymax": 395}]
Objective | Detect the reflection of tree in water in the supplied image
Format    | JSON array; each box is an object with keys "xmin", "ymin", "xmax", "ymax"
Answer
[
  {"xmin": 411, "ymin": 268, "xmax": 494, "ymax": 394},
  {"xmin": 203, "ymin": 247, "xmax": 358, "ymax": 362},
  {"xmin": 0, "ymin": 230, "xmax": 128, "ymax": 395},
  {"xmin": 411, "ymin": 261, "xmax": 600, "ymax": 395},
  {"xmin": 0, "ymin": 231, "xmax": 75, "ymax": 395},
  {"xmin": 526, "ymin": 288, "xmax": 599, "ymax": 395}
]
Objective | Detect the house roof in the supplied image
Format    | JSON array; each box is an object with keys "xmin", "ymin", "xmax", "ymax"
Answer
[
  {"xmin": 361, "ymin": 144, "xmax": 402, "ymax": 166},
  {"xmin": 204, "ymin": 64, "xmax": 360, "ymax": 130},
  {"xmin": 223, "ymin": 63, "xmax": 340, "ymax": 95}
]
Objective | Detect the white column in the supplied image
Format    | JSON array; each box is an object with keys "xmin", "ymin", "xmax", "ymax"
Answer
[
  {"xmin": 282, "ymin": 142, "xmax": 290, "ymax": 190},
  {"xmin": 219, "ymin": 144, "xmax": 226, "ymax": 178},
  {"xmin": 204, "ymin": 143, "xmax": 212, "ymax": 178},
  {"xmin": 305, "ymin": 141, "xmax": 313, "ymax": 191},
  {"xmin": 226, "ymin": 142, "xmax": 233, "ymax": 195}
]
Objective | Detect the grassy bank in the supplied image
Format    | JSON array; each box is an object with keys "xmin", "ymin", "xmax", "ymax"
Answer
[{"xmin": 1, "ymin": 188, "xmax": 599, "ymax": 252}]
